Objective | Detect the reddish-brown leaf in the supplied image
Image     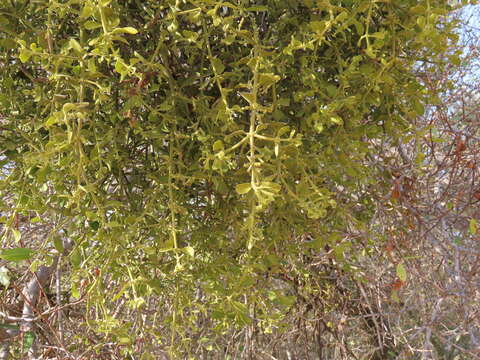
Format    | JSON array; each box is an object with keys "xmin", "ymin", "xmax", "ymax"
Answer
[
  {"xmin": 391, "ymin": 279, "xmax": 405, "ymax": 291},
  {"xmin": 391, "ymin": 180, "xmax": 401, "ymax": 200}
]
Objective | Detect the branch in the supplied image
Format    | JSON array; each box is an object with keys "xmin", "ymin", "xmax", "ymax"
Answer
[{"xmin": 19, "ymin": 239, "xmax": 73, "ymax": 359}]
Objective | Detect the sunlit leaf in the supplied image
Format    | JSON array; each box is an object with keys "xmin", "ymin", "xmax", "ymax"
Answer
[
  {"xmin": 213, "ymin": 140, "xmax": 224, "ymax": 152},
  {"xmin": 19, "ymin": 49, "xmax": 31, "ymax": 63},
  {"xmin": 236, "ymin": 183, "xmax": 252, "ymax": 195},
  {"xmin": 69, "ymin": 38, "xmax": 82, "ymax": 53},
  {"xmin": 112, "ymin": 27, "xmax": 138, "ymax": 35}
]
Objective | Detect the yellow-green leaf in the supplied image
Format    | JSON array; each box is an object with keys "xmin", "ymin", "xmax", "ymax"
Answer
[
  {"xmin": 0, "ymin": 248, "xmax": 34, "ymax": 262},
  {"xmin": 69, "ymin": 38, "xmax": 82, "ymax": 53},
  {"xmin": 113, "ymin": 27, "xmax": 138, "ymax": 35},
  {"xmin": 469, "ymin": 219, "xmax": 477, "ymax": 235},
  {"xmin": 330, "ymin": 116, "xmax": 343, "ymax": 125},
  {"xmin": 182, "ymin": 246, "xmax": 195, "ymax": 258},
  {"xmin": 19, "ymin": 49, "xmax": 31, "ymax": 63},
  {"xmin": 213, "ymin": 140, "xmax": 224, "ymax": 152},
  {"xmin": 396, "ymin": 263, "xmax": 407, "ymax": 282},
  {"xmin": 80, "ymin": 4, "xmax": 94, "ymax": 18},
  {"xmin": 12, "ymin": 229, "xmax": 21, "ymax": 242},
  {"xmin": 258, "ymin": 73, "xmax": 280, "ymax": 89},
  {"xmin": 84, "ymin": 21, "xmax": 101, "ymax": 30},
  {"xmin": 211, "ymin": 57, "xmax": 225, "ymax": 74},
  {"xmin": 245, "ymin": 5, "xmax": 268, "ymax": 11},
  {"xmin": 240, "ymin": 92, "xmax": 255, "ymax": 104},
  {"xmin": 259, "ymin": 181, "xmax": 281, "ymax": 193},
  {"xmin": 53, "ymin": 236, "xmax": 64, "ymax": 253},
  {"xmin": 236, "ymin": 183, "xmax": 252, "ymax": 195},
  {"xmin": 70, "ymin": 249, "xmax": 81, "ymax": 268}
]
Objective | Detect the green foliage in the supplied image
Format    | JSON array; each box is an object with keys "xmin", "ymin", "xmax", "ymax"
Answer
[
  {"xmin": 396, "ymin": 263, "xmax": 407, "ymax": 282},
  {"xmin": 0, "ymin": 0, "xmax": 463, "ymax": 356},
  {"xmin": 22, "ymin": 332, "xmax": 36, "ymax": 353},
  {"xmin": 0, "ymin": 248, "xmax": 34, "ymax": 262}
]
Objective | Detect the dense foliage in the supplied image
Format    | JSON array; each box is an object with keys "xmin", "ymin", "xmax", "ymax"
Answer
[{"xmin": 0, "ymin": 0, "xmax": 471, "ymax": 358}]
